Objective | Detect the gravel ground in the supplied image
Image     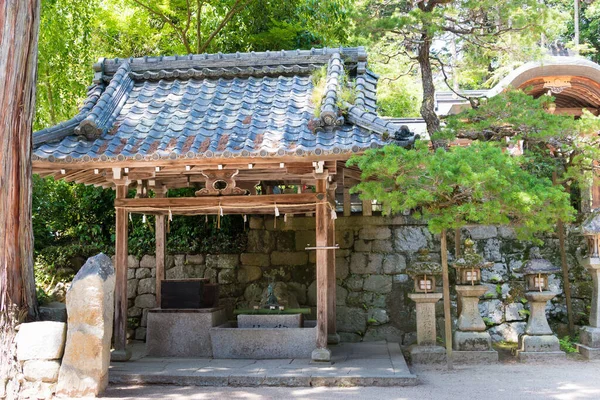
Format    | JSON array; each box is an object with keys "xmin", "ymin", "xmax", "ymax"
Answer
[{"xmin": 101, "ymin": 357, "xmax": 600, "ymax": 400}]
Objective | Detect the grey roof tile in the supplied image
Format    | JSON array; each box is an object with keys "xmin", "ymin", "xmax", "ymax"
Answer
[{"xmin": 33, "ymin": 47, "xmax": 415, "ymax": 163}]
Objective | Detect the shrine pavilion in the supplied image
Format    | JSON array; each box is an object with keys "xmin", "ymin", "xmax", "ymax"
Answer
[
  {"xmin": 33, "ymin": 45, "xmax": 600, "ymax": 364},
  {"xmin": 32, "ymin": 47, "xmax": 416, "ymax": 361}
]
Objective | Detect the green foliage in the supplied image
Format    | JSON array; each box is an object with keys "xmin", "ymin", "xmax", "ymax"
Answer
[
  {"xmin": 32, "ymin": 177, "xmax": 247, "ymax": 278},
  {"xmin": 353, "ymin": 0, "xmax": 560, "ymax": 104},
  {"xmin": 35, "ymin": 0, "xmax": 96, "ymax": 130},
  {"xmin": 310, "ymin": 65, "xmax": 328, "ymax": 117},
  {"xmin": 559, "ymin": 335, "xmax": 579, "ymax": 353},
  {"xmin": 348, "ymin": 141, "xmax": 574, "ymax": 241},
  {"xmin": 518, "ymin": 309, "xmax": 531, "ymax": 318},
  {"xmin": 482, "ymin": 317, "xmax": 494, "ymax": 327},
  {"xmin": 495, "ymin": 284, "xmax": 503, "ymax": 296},
  {"xmin": 32, "ymin": 175, "xmax": 116, "ymax": 250},
  {"xmin": 444, "ymin": 89, "xmax": 600, "ymax": 200},
  {"xmin": 368, "ymin": 54, "xmax": 421, "ymax": 118}
]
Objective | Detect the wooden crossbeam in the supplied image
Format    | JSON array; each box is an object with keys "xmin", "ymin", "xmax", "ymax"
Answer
[{"xmin": 114, "ymin": 193, "xmax": 328, "ymax": 215}]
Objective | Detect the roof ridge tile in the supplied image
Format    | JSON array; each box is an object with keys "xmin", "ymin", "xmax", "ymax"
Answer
[{"xmin": 74, "ymin": 62, "xmax": 134, "ymax": 141}]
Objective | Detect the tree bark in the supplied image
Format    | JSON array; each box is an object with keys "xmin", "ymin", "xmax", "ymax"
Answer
[
  {"xmin": 557, "ymin": 218, "xmax": 575, "ymax": 334},
  {"xmin": 553, "ymin": 171, "xmax": 574, "ymax": 334},
  {"xmin": 417, "ymin": 30, "xmax": 444, "ymax": 148},
  {"xmin": 440, "ymin": 230, "xmax": 453, "ymax": 369},
  {"xmin": 0, "ymin": 0, "xmax": 41, "ymax": 397}
]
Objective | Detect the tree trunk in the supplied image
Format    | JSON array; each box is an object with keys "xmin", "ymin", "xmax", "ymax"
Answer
[
  {"xmin": 553, "ymin": 171, "xmax": 574, "ymax": 334},
  {"xmin": 417, "ymin": 30, "xmax": 444, "ymax": 148},
  {"xmin": 440, "ymin": 230, "xmax": 453, "ymax": 369},
  {"xmin": 455, "ymin": 228, "xmax": 462, "ymax": 317},
  {"xmin": 0, "ymin": 0, "xmax": 41, "ymax": 397},
  {"xmin": 574, "ymin": 0, "xmax": 580, "ymax": 52},
  {"xmin": 557, "ymin": 219, "xmax": 575, "ymax": 334}
]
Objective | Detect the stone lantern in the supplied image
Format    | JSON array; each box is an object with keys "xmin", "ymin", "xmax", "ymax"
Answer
[
  {"xmin": 451, "ymin": 239, "xmax": 498, "ymax": 362},
  {"xmin": 516, "ymin": 248, "xmax": 565, "ymax": 361},
  {"xmin": 577, "ymin": 211, "xmax": 600, "ymax": 359},
  {"xmin": 406, "ymin": 249, "xmax": 446, "ymax": 363}
]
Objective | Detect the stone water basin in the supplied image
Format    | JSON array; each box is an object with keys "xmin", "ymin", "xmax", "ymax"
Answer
[{"xmin": 210, "ymin": 314, "xmax": 316, "ymax": 359}]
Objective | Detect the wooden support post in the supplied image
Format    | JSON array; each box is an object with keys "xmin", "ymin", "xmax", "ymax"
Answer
[
  {"xmin": 312, "ymin": 171, "xmax": 331, "ymax": 361},
  {"xmin": 362, "ymin": 199, "xmax": 372, "ymax": 216},
  {"xmin": 327, "ymin": 209, "xmax": 338, "ymax": 344},
  {"xmin": 112, "ymin": 184, "xmax": 131, "ymax": 361},
  {"xmin": 327, "ymin": 183, "xmax": 338, "ymax": 344},
  {"xmin": 155, "ymin": 215, "xmax": 166, "ymax": 308},
  {"xmin": 343, "ymin": 187, "xmax": 351, "ymax": 217}
]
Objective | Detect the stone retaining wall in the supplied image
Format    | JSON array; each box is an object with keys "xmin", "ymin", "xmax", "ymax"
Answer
[{"xmin": 125, "ymin": 215, "xmax": 592, "ymax": 344}]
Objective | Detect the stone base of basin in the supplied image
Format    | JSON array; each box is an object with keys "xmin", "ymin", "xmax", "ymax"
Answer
[
  {"xmin": 519, "ymin": 334, "xmax": 561, "ymax": 352},
  {"xmin": 576, "ymin": 343, "xmax": 600, "ymax": 360},
  {"xmin": 110, "ymin": 349, "xmax": 132, "ymax": 362},
  {"xmin": 452, "ymin": 350, "xmax": 498, "ymax": 364},
  {"xmin": 210, "ymin": 321, "xmax": 316, "ymax": 359},
  {"xmin": 146, "ymin": 307, "xmax": 226, "ymax": 357},
  {"xmin": 453, "ymin": 331, "xmax": 492, "ymax": 351},
  {"xmin": 580, "ymin": 326, "xmax": 600, "ymax": 348},
  {"xmin": 237, "ymin": 313, "xmax": 302, "ymax": 328},
  {"xmin": 516, "ymin": 351, "xmax": 566, "ymax": 362},
  {"xmin": 409, "ymin": 345, "xmax": 446, "ymax": 364},
  {"xmin": 311, "ymin": 347, "xmax": 332, "ymax": 363},
  {"xmin": 517, "ymin": 334, "xmax": 565, "ymax": 361}
]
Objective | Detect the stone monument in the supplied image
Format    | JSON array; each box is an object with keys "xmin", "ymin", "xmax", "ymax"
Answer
[
  {"xmin": 56, "ymin": 253, "xmax": 116, "ymax": 397},
  {"xmin": 516, "ymin": 248, "xmax": 565, "ymax": 361},
  {"xmin": 577, "ymin": 211, "xmax": 600, "ymax": 359},
  {"xmin": 451, "ymin": 239, "xmax": 498, "ymax": 363},
  {"xmin": 406, "ymin": 249, "xmax": 446, "ymax": 363}
]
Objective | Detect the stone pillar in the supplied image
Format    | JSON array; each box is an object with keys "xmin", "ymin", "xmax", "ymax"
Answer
[
  {"xmin": 56, "ymin": 253, "xmax": 116, "ymax": 397},
  {"xmin": 452, "ymin": 285, "xmax": 498, "ymax": 363},
  {"xmin": 408, "ymin": 292, "xmax": 446, "ymax": 363},
  {"xmin": 577, "ymin": 260, "xmax": 600, "ymax": 359},
  {"xmin": 517, "ymin": 291, "xmax": 565, "ymax": 361}
]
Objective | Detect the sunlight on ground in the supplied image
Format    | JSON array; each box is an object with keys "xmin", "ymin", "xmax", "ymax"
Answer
[{"xmin": 550, "ymin": 383, "xmax": 600, "ymax": 400}]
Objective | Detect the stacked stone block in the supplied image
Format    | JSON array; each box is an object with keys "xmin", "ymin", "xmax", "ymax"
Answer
[
  {"xmin": 16, "ymin": 321, "xmax": 67, "ymax": 399},
  {"xmin": 124, "ymin": 216, "xmax": 587, "ymax": 344}
]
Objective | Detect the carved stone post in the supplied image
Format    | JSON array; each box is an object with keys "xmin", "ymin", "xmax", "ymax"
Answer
[
  {"xmin": 577, "ymin": 212, "xmax": 600, "ymax": 359},
  {"xmin": 516, "ymin": 249, "xmax": 565, "ymax": 361},
  {"xmin": 451, "ymin": 239, "xmax": 498, "ymax": 363},
  {"xmin": 407, "ymin": 249, "xmax": 446, "ymax": 363}
]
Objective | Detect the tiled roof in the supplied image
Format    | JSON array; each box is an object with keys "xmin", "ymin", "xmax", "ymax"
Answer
[{"xmin": 33, "ymin": 47, "xmax": 416, "ymax": 163}]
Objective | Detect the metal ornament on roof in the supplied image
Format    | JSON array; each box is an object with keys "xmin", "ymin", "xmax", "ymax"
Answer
[
  {"xmin": 543, "ymin": 77, "xmax": 572, "ymax": 94},
  {"xmin": 451, "ymin": 239, "xmax": 493, "ymax": 285},
  {"xmin": 406, "ymin": 249, "xmax": 443, "ymax": 276}
]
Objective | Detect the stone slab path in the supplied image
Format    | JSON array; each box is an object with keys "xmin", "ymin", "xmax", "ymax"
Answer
[{"xmin": 109, "ymin": 341, "xmax": 417, "ymax": 387}]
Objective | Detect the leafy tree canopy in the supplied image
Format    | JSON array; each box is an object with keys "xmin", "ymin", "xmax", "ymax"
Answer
[
  {"xmin": 348, "ymin": 141, "xmax": 575, "ymax": 240},
  {"xmin": 444, "ymin": 90, "xmax": 600, "ymax": 188}
]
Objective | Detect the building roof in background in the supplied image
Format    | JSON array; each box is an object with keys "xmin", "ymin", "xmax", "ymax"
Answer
[{"xmin": 33, "ymin": 47, "xmax": 415, "ymax": 165}]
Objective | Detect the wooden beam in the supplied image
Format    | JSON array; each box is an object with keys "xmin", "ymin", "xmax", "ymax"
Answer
[
  {"xmin": 343, "ymin": 188, "xmax": 351, "ymax": 217},
  {"xmin": 33, "ymin": 155, "xmax": 346, "ymax": 171},
  {"xmin": 155, "ymin": 214, "xmax": 166, "ymax": 308},
  {"xmin": 113, "ymin": 184, "xmax": 130, "ymax": 360},
  {"xmin": 115, "ymin": 193, "xmax": 325, "ymax": 212},
  {"xmin": 315, "ymin": 171, "xmax": 329, "ymax": 353},
  {"xmin": 362, "ymin": 199, "xmax": 372, "ymax": 216}
]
